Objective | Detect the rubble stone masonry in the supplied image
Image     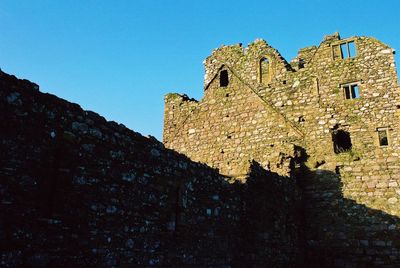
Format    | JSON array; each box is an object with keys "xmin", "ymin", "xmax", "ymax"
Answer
[
  {"xmin": 1, "ymin": 32, "xmax": 399, "ymax": 267},
  {"xmin": 164, "ymin": 33, "xmax": 400, "ymax": 267},
  {"xmin": 0, "ymin": 71, "xmax": 300, "ymax": 267}
]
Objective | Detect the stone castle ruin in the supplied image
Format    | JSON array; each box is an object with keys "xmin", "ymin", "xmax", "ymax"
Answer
[
  {"xmin": 164, "ymin": 32, "xmax": 400, "ymax": 266},
  {"xmin": 1, "ymin": 33, "xmax": 400, "ymax": 267},
  {"xmin": 164, "ymin": 32, "xmax": 399, "ymax": 181}
]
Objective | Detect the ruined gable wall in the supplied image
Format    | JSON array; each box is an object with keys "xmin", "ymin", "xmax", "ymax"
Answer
[
  {"xmin": 203, "ymin": 40, "xmax": 291, "ymax": 89},
  {"xmin": 164, "ymin": 73, "xmax": 298, "ymax": 178},
  {"xmin": 164, "ymin": 41, "xmax": 300, "ymax": 178}
]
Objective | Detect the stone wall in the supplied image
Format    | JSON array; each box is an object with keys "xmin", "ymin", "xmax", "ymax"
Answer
[
  {"xmin": 0, "ymin": 70, "xmax": 301, "ymax": 267},
  {"xmin": 1, "ymin": 32, "xmax": 399, "ymax": 267},
  {"xmin": 164, "ymin": 33, "xmax": 400, "ymax": 267}
]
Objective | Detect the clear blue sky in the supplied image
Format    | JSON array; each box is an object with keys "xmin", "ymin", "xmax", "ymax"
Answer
[{"xmin": 1, "ymin": 0, "xmax": 399, "ymax": 140}]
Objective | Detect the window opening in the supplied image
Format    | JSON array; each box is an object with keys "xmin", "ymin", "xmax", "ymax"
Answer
[
  {"xmin": 377, "ymin": 128, "xmax": 389, "ymax": 146},
  {"xmin": 298, "ymin": 59, "xmax": 305, "ymax": 69},
  {"xmin": 214, "ymin": 207, "xmax": 221, "ymax": 216},
  {"xmin": 332, "ymin": 129, "xmax": 352, "ymax": 153},
  {"xmin": 343, "ymin": 83, "xmax": 360, "ymax": 99},
  {"xmin": 340, "ymin": 43, "xmax": 348, "ymax": 58},
  {"xmin": 259, "ymin": 57, "xmax": 272, "ymax": 84},
  {"xmin": 220, "ymin": 70, "xmax": 229, "ymax": 87},
  {"xmin": 333, "ymin": 40, "xmax": 357, "ymax": 60},
  {"xmin": 335, "ymin": 165, "xmax": 342, "ymax": 175},
  {"xmin": 348, "ymin": 41, "xmax": 356, "ymax": 57},
  {"xmin": 206, "ymin": 208, "xmax": 212, "ymax": 216}
]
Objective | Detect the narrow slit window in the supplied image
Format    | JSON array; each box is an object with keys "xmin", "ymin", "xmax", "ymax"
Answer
[
  {"xmin": 377, "ymin": 128, "xmax": 389, "ymax": 146},
  {"xmin": 351, "ymin": 85, "xmax": 359, "ymax": 98},
  {"xmin": 220, "ymin": 70, "xmax": 229, "ymax": 87},
  {"xmin": 340, "ymin": 43, "xmax": 348, "ymax": 58},
  {"xmin": 344, "ymin": 85, "xmax": 351, "ymax": 99},
  {"xmin": 348, "ymin": 41, "xmax": 356, "ymax": 57},
  {"xmin": 206, "ymin": 208, "xmax": 212, "ymax": 216},
  {"xmin": 259, "ymin": 58, "xmax": 270, "ymax": 84}
]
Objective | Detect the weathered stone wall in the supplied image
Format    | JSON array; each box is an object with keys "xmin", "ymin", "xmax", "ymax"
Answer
[
  {"xmin": 164, "ymin": 33, "xmax": 400, "ymax": 267},
  {"xmin": 0, "ymin": 71, "xmax": 301, "ymax": 267}
]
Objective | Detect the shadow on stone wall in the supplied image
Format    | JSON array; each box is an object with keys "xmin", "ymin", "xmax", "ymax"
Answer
[
  {"xmin": 230, "ymin": 161, "xmax": 302, "ymax": 268},
  {"xmin": 0, "ymin": 71, "xmax": 301, "ymax": 267},
  {"xmin": 228, "ymin": 149, "xmax": 400, "ymax": 268},
  {"xmin": 295, "ymin": 156, "xmax": 400, "ymax": 267},
  {"xmin": 1, "ymin": 70, "xmax": 400, "ymax": 267}
]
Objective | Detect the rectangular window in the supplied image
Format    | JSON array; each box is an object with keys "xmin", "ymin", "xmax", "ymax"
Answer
[
  {"xmin": 340, "ymin": 43, "xmax": 348, "ymax": 58},
  {"xmin": 377, "ymin": 128, "xmax": 389, "ymax": 146},
  {"xmin": 220, "ymin": 70, "xmax": 229, "ymax": 87},
  {"xmin": 343, "ymin": 83, "xmax": 360, "ymax": 99},
  {"xmin": 348, "ymin": 41, "xmax": 356, "ymax": 57},
  {"xmin": 333, "ymin": 40, "xmax": 357, "ymax": 60}
]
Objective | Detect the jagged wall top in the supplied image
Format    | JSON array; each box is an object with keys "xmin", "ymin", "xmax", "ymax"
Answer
[
  {"xmin": 202, "ymin": 33, "xmax": 397, "ymax": 91},
  {"xmin": 165, "ymin": 32, "xmax": 399, "ymax": 177},
  {"xmin": 203, "ymin": 39, "xmax": 292, "ymax": 89},
  {"xmin": 163, "ymin": 32, "xmax": 400, "ymax": 265}
]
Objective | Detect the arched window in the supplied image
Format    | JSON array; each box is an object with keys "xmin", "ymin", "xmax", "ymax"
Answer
[{"xmin": 259, "ymin": 57, "xmax": 271, "ymax": 84}]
